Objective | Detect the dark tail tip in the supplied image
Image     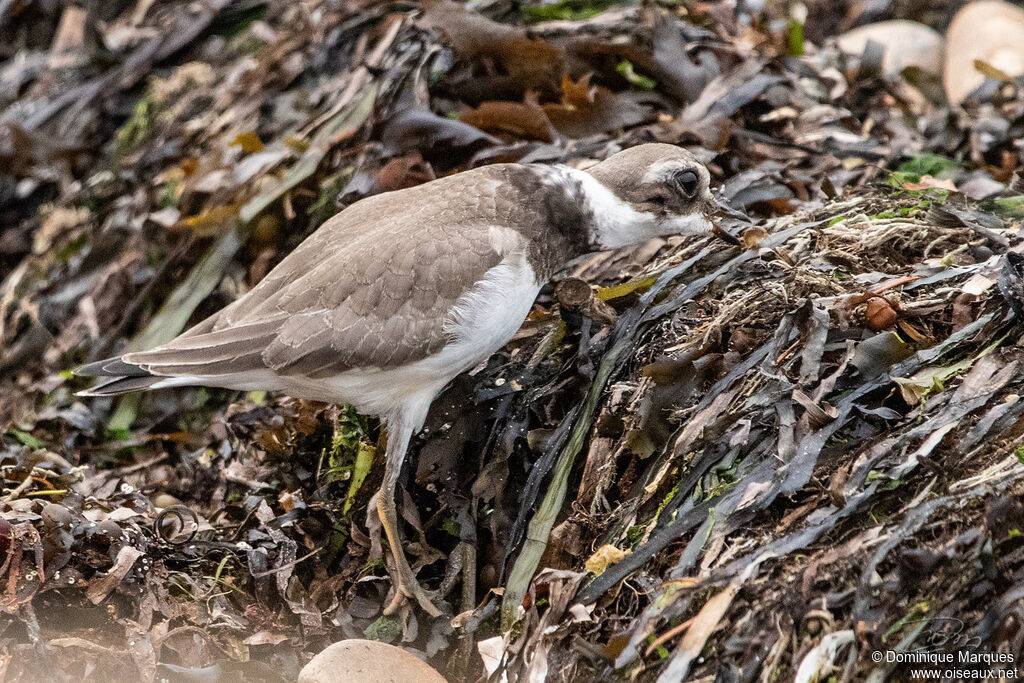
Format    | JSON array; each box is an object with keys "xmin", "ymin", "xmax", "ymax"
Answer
[
  {"xmin": 76, "ymin": 375, "xmax": 164, "ymax": 397},
  {"xmin": 74, "ymin": 356, "xmax": 159, "ymax": 396},
  {"xmin": 74, "ymin": 357, "xmax": 151, "ymax": 378}
]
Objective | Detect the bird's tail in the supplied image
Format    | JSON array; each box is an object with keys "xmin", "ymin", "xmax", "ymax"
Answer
[{"xmin": 73, "ymin": 357, "xmax": 166, "ymax": 396}]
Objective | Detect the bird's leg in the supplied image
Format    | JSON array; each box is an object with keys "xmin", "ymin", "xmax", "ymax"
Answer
[{"xmin": 377, "ymin": 420, "xmax": 443, "ymax": 617}]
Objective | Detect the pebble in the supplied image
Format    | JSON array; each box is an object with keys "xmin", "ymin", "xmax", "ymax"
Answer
[
  {"xmin": 944, "ymin": 1, "xmax": 1024, "ymax": 104},
  {"xmin": 298, "ymin": 639, "xmax": 448, "ymax": 683},
  {"xmin": 836, "ymin": 20, "xmax": 943, "ymax": 76},
  {"xmin": 152, "ymin": 493, "xmax": 183, "ymax": 509}
]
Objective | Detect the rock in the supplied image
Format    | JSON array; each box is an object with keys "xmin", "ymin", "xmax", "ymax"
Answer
[
  {"xmin": 944, "ymin": 0, "xmax": 1024, "ymax": 104},
  {"xmin": 298, "ymin": 639, "xmax": 447, "ymax": 683},
  {"xmin": 152, "ymin": 493, "xmax": 183, "ymax": 509},
  {"xmin": 836, "ymin": 20, "xmax": 943, "ymax": 77}
]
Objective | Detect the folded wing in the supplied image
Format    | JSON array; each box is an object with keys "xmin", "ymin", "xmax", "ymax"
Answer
[{"xmin": 77, "ymin": 179, "xmax": 509, "ymax": 395}]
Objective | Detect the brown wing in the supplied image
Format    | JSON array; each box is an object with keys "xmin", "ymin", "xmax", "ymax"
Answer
[{"xmin": 122, "ymin": 168, "xmax": 515, "ymax": 379}]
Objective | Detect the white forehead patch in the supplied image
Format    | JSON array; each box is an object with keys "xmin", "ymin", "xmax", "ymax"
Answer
[{"xmin": 642, "ymin": 158, "xmax": 694, "ymax": 184}]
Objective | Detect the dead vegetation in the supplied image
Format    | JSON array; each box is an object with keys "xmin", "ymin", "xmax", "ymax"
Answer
[{"xmin": 3, "ymin": 0, "xmax": 1024, "ymax": 681}]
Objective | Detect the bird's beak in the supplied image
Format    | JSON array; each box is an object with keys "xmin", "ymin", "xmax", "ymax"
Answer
[
  {"xmin": 710, "ymin": 197, "xmax": 746, "ymax": 246},
  {"xmin": 713, "ymin": 197, "xmax": 750, "ymax": 221}
]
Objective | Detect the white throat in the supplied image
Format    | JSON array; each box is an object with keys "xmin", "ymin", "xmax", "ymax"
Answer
[{"xmin": 559, "ymin": 166, "xmax": 711, "ymax": 249}]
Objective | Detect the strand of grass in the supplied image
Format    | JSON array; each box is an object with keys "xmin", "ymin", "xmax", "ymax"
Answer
[
  {"xmin": 501, "ymin": 334, "xmax": 629, "ymax": 630},
  {"xmin": 342, "ymin": 442, "xmax": 375, "ymax": 514}
]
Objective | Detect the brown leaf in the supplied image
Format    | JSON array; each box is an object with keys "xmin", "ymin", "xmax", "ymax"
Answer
[
  {"xmin": 577, "ymin": 436, "xmax": 617, "ymax": 509},
  {"xmin": 0, "ymin": 123, "xmax": 89, "ymax": 174},
  {"xmin": 421, "ymin": 0, "xmax": 562, "ymax": 92},
  {"xmin": 951, "ymin": 292, "xmax": 977, "ymax": 332},
  {"xmin": 542, "ymin": 74, "xmax": 652, "ymax": 138},
  {"xmin": 460, "ymin": 99, "xmax": 554, "ymax": 142},
  {"xmin": 792, "ymin": 389, "xmax": 838, "ymax": 428},
  {"xmin": 973, "ymin": 58, "xmax": 1017, "ymax": 83},
  {"xmin": 864, "ymin": 297, "xmax": 899, "ymax": 331},
  {"xmin": 373, "ymin": 155, "xmax": 436, "ymax": 193},
  {"xmin": 174, "ymin": 203, "xmax": 241, "ymax": 237}
]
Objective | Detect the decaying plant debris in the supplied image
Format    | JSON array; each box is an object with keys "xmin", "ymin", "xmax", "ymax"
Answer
[{"xmin": 3, "ymin": 0, "xmax": 1024, "ymax": 681}]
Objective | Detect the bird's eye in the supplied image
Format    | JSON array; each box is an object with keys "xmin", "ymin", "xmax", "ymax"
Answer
[{"xmin": 673, "ymin": 169, "xmax": 700, "ymax": 199}]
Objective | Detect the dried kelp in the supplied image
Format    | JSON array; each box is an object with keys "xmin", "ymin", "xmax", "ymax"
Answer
[{"xmin": 3, "ymin": 0, "xmax": 1024, "ymax": 681}]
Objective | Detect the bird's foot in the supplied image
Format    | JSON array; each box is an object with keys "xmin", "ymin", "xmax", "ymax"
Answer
[{"xmin": 384, "ymin": 559, "xmax": 442, "ymax": 617}]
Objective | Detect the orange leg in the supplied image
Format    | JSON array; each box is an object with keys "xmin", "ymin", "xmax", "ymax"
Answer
[{"xmin": 376, "ymin": 420, "xmax": 442, "ymax": 617}]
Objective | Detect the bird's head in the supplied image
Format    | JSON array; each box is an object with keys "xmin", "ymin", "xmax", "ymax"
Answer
[{"xmin": 583, "ymin": 143, "xmax": 742, "ymax": 249}]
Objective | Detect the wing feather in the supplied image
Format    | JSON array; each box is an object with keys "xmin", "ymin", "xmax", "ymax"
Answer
[{"xmin": 116, "ymin": 170, "xmax": 521, "ymax": 383}]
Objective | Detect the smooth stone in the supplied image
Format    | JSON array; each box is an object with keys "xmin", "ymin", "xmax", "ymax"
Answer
[
  {"xmin": 298, "ymin": 639, "xmax": 448, "ymax": 683},
  {"xmin": 944, "ymin": 0, "xmax": 1024, "ymax": 104},
  {"xmin": 836, "ymin": 20, "xmax": 944, "ymax": 76}
]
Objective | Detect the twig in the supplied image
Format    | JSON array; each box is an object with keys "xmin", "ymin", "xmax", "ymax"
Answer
[
  {"xmin": 3, "ymin": 472, "xmax": 34, "ymax": 502},
  {"xmin": 645, "ymin": 617, "xmax": 695, "ymax": 657},
  {"xmin": 249, "ymin": 547, "xmax": 322, "ymax": 578}
]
